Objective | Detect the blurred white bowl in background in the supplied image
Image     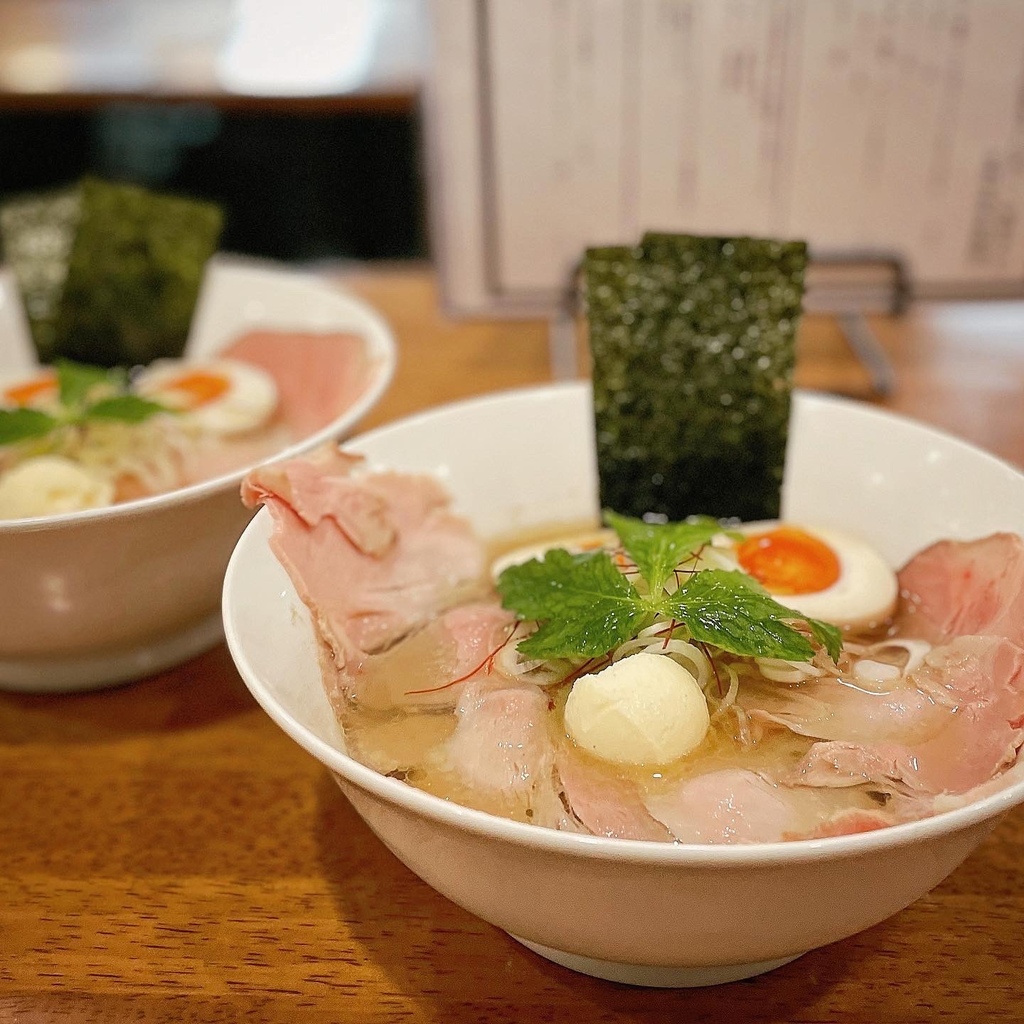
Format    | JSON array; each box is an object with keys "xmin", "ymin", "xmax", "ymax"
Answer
[{"xmin": 0, "ymin": 256, "xmax": 396, "ymax": 693}]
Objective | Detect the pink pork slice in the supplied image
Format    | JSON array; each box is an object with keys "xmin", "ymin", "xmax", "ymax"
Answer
[
  {"xmin": 897, "ymin": 533, "xmax": 1024, "ymax": 647},
  {"xmin": 641, "ymin": 768, "xmax": 898, "ymax": 844},
  {"xmin": 555, "ymin": 748, "xmax": 674, "ymax": 842},
  {"xmin": 223, "ymin": 328, "xmax": 374, "ymax": 438},
  {"xmin": 792, "ymin": 635, "xmax": 1024, "ymax": 796},
  {"xmin": 642, "ymin": 769, "xmax": 801, "ymax": 844},
  {"xmin": 242, "ymin": 446, "xmax": 487, "ymax": 666},
  {"xmin": 445, "ymin": 679, "xmax": 559, "ymax": 821},
  {"xmin": 339, "ymin": 600, "xmax": 515, "ymax": 712},
  {"xmin": 788, "ymin": 808, "xmax": 893, "ymax": 840},
  {"xmin": 738, "ymin": 673, "xmax": 947, "ymax": 746}
]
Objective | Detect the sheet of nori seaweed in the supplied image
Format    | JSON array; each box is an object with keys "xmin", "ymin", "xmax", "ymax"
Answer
[
  {"xmin": 0, "ymin": 186, "xmax": 81, "ymax": 362},
  {"xmin": 49, "ymin": 178, "xmax": 224, "ymax": 367},
  {"xmin": 585, "ymin": 232, "xmax": 807, "ymax": 523}
]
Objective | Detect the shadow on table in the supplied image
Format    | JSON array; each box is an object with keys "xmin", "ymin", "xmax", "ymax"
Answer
[
  {"xmin": 0, "ymin": 641, "xmax": 254, "ymax": 744},
  {"xmin": 311, "ymin": 771, "xmax": 893, "ymax": 1022}
]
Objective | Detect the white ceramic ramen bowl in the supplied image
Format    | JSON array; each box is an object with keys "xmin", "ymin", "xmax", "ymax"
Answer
[
  {"xmin": 0, "ymin": 257, "xmax": 395, "ymax": 693},
  {"xmin": 223, "ymin": 381, "xmax": 1024, "ymax": 988}
]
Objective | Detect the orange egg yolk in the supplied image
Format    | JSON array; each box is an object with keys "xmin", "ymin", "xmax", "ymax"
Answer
[
  {"xmin": 161, "ymin": 371, "xmax": 231, "ymax": 408},
  {"xmin": 3, "ymin": 373, "xmax": 57, "ymax": 407},
  {"xmin": 736, "ymin": 527, "xmax": 841, "ymax": 596}
]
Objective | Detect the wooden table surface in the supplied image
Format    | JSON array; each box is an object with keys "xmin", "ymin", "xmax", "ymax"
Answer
[{"xmin": 2, "ymin": 265, "xmax": 1024, "ymax": 1023}]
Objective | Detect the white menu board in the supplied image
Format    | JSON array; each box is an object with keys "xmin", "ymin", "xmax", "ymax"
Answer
[{"xmin": 425, "ymin": 0, "xmax": 1024, "ymax": 315}]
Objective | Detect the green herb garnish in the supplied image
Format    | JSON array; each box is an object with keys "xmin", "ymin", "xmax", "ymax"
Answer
[
  {"xmin": 497, "ymin": 513, "xmax": 841, "ymax": 665},
  {"xmin": 0, "ymin": 359, "xmax": 168, "ymax": 445},
  {"xmin": 665, "ymin": 568, "xmax": 841, "ymax": 664},
  {"xmin": 602, "ymin": 510, "xmax": 723, "ymax": 592},
  {"xmin": 0, "ymin": 407, "xmax": 57, "ymax": 445},
  {"xmin": 86, "ymin": 394, "xmax": 169, "ymax": 423},
  {"xmin": 496, "ymin": 546, "xmax": 651, "ymax": 660},
  {"xmin": 56, "ymin": 358, "xmax": 115, "ymax": 408}
]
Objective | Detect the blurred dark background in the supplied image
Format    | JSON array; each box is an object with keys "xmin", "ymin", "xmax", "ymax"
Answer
[
  {"xmin": 0, "ymin": 0, "xmax": 429, "ymax": 263},
  {"xmin": 0, "ymin": 103, "xmax": 427, "ymax": 261}
]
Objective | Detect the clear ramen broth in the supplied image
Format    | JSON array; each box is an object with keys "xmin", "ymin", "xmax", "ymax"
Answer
[{"xmin": 332, "ymin": 522, "xmax": 925, "ymax": 840}]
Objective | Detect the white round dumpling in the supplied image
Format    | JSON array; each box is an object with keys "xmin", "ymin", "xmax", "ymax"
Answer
[
  {"xmin": 0, "ymin": 455, "xmax": 114, "ymax": 518},
  {"xmin": 564, "ymin": 652, "xmax": 710, "ymax": 767}
]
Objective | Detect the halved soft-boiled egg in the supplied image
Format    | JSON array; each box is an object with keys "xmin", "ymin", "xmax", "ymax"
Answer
[
  {"xmin": 730, "ymin": 522, "xmax": 898, "ymax": 630},
  {"xmin": 0, "ymin": 369, "xmax": 58, "ymax": 410},
  {"xmin": 133, "ymin": 358, "xmax": 278, "ymax": 435}
]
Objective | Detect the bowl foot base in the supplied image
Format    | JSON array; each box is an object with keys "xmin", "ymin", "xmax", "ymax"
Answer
[
  {"xmin": 0, "ymin": 611, "xmax": 224, "ymax": 693},
  {"xmin": 509, "ymin": 934, "xmax": 804, "ymax": 988}
]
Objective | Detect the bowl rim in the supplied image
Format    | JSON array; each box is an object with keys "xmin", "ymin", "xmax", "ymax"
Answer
[
  {"xmin": 224, "ymin": 380, "xmax": 1024, "ymax": 867},
  {"xmin": 0, "ymin": 277, "xmax": 397, "ymax": 533}
]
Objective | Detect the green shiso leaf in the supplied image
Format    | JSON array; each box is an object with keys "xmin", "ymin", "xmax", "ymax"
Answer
[
  {"xmin": 0, "ymin": 360, "xmax": 169, "ymax": 446},
  {"xmin": 497, "ymin": 547, "xmax": 654, "ymax": 660},
  {"xmin": 803, "ymin": 617, "xmax": 843, "ymax": 664},
  {"xmin": 584, "ymin": 232, "xmax": 807, "ymax": 523},
  {"xmin": 55, "ymin": 359, "xmax": 115, "ymax": 410},
  {"xmin": 496, "ymin": 518, "xmax": 842, "ymax": 665},
  {"xmin": 85, "ymin": 394, "xmax": 168, "ymax": 424},
  {"xmin": 0, "ymin": 407, "xmax": 58, "ymax": 445},
  {"xmin": 666, "ymin": 568, "xmax": 842, "ymax": 663},
  {"xmin": 602, "ymin": 509, "xmax": 721, "ymax": 593}
]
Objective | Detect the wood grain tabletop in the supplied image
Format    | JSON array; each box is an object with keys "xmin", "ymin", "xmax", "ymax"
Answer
[{"xmin": 2, "ymin": 265, "xmax": 1023, "ymax": 1023}]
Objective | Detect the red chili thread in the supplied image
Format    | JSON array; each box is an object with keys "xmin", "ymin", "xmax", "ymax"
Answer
[
  {"xmin": 698, "ymin": 640, "xmax": 726, "ymax": 697},
  {"xmin": 565, "ymin": 655, "xmax": 610, "ymax": 685},
  {"xmin": 403, "ymin": 622, "xmax": 517, "ymax": 696},
  {"xmin": 671, "ymin": 543, "xmax": 708, "ymax": 587},
  {"xmin": 660, "ymin": 619, "xmax": 679, "ymax": 649}
]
